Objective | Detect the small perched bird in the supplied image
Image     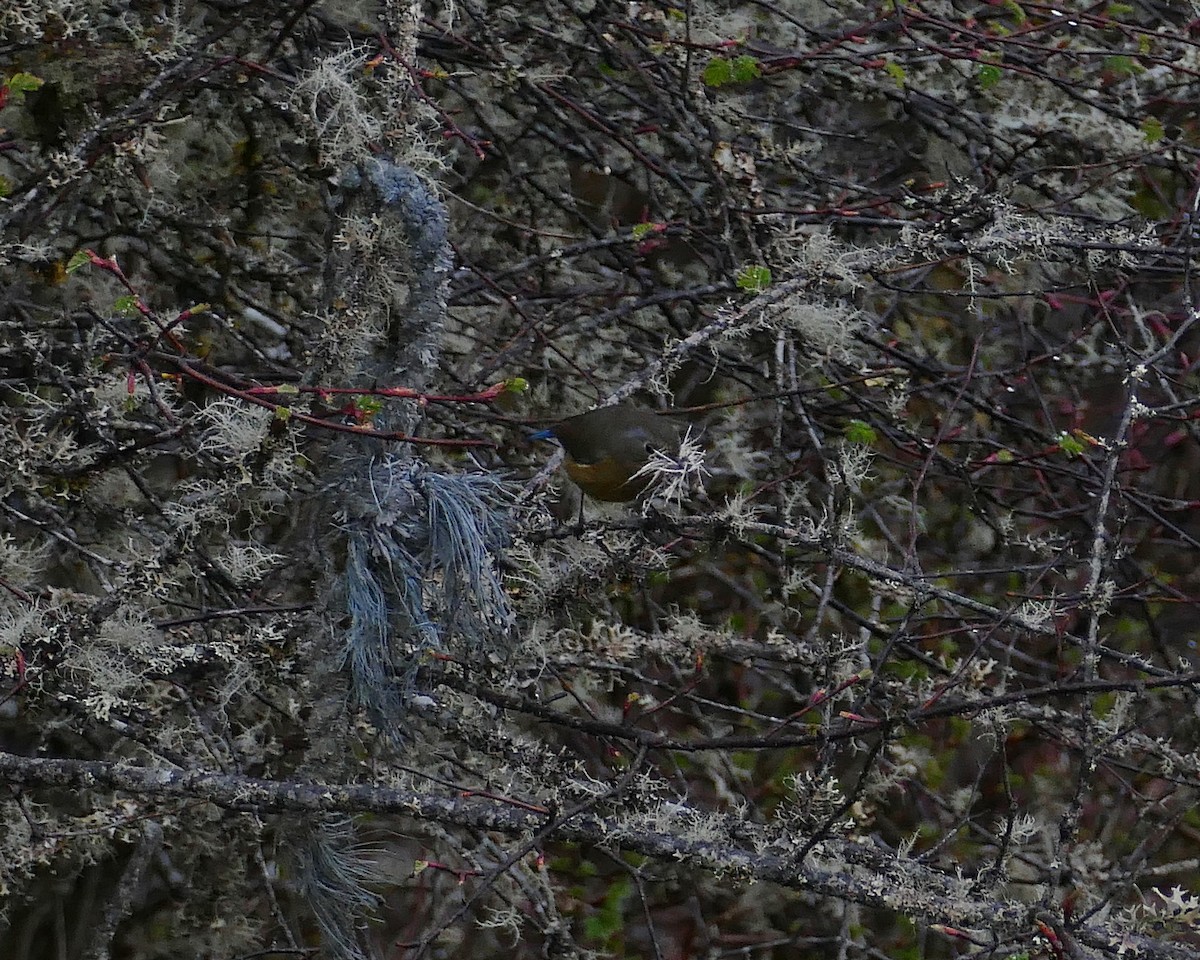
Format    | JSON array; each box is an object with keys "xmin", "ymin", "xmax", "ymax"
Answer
[{"xmin": 531, "ymin": 404, "xmax": 683, "ymax": 502}]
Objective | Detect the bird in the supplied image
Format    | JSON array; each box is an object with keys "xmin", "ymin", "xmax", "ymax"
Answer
[{"xmin": 530, "ymin": 404, "xmax": 683, "ymax": 502}]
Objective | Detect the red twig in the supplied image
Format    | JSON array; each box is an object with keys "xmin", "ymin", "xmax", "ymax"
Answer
[
  {"xmin": 244, "ymin": 380, "xmax": 509, "ymax": 406},
  {"xmin": 171, "ymin": 359, "xmax": 495, "ymax": 448},
  {"xmin": 763, "ymin": 671, "xmax": 870, "ymax": 737},
  {"xmin": 378, "ymin": 34, "xmax": 490, "ymax": 159}
]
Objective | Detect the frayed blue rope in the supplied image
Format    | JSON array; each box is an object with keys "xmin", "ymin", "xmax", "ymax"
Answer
[
  {"xmin": 365, "ymin": 159, "xmax": 450, "ymax": 276},
  {"xmin": 293, "ymin": 818, "xmax": 382, "ymax": 960},
  {"xmin": 342, "ymin": 463, "xmax": 513, "ymax": 742},
  {"xmin": 334, "ymin": 159, "xmax": 511, "ymax": 742}
]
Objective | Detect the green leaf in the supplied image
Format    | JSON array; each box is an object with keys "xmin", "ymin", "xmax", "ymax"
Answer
[
  {"xmin": 977, "ymin": 64, "xmax": 1002, "ymax": 90},
  {"xmin": 1106, "ymin": 2, "xmax": 1135, "ymax": 14},
  {"xmin": 701, "ymin": 57, "xmax": 733, "ymax": 88},
  {"xmin": 1001, "ymin": 0, "xmax": 1026, "ymax": 23},
  {"xmin": 113, "ymin": 295, "xmax": 140, "ymax": 316},
  {"xmin": 884, "ymin": 61, "xmax": 906, "ymax": 86},
  {"xmin": 583, "ymin": 875, "xmax": 631, "ymax": 946},
  {"xmin": 0, "ymin": 174, "xmax": 10, "ymax": 198},
  {"xmin": 844, "ymin": 420, "xmax": 877, "ymax": 444},
  {"xmin": 729, "ymin": 55, "xmax": 761, "ymax": 84},
  {"xmin": 1141, "ymin": 116, "xmax": 1164, "ymax": 143},
  {"xmin": 1104, "ymin": 55, "xmax": 1141, "ymax": 77},
  {"xmin": 7, "ymin": 72, "xmax": 44, "ymax": 94},
  {"xmin": 736, "ymin": 264, "xmax": 771, "ymax": 292},
  {"xmin": 1130, "ymin": 181, "xmax": 1169, "ymax": 220},
  {"xmin": 1056, "ymin": 431, "xmax": 1085, "ymax": 458},
  {"xmin": 354, "ymin": 395, "xmax": 384, "ymax": 416},
  {"xmin": 702, "ymin": 55, "xmax": 760, "ymax": 88},
  {"xmin": 66, "ymin": 250, "xmax": 91, "ymax": 273},
  {"xmin": 503, "ymin": 376, "xmax": 528, "ymax": 394}
]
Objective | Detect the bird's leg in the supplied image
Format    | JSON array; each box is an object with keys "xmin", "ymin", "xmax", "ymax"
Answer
[{"xmin": 573, "ymin": 495, "xmax": 586, "ymax": 536}]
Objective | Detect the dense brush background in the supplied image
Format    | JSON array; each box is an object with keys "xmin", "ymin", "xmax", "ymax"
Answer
[{"xmin": 3, "ymin": 2, "xmax": 1200, "ymax": 958}]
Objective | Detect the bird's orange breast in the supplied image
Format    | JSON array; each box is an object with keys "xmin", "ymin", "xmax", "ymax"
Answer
[{"xmin": 563, "ymin": 456, "xmax": 649, "ymax": 502}]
